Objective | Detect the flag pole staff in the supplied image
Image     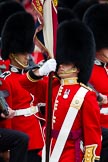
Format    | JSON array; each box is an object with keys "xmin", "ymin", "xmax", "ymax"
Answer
[{"xmin": 32, "ymin": 1, "xmax": 58, "ymax": 162}]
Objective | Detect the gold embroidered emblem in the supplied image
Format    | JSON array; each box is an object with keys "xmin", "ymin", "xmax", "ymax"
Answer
[
  {"xmin": 52, "ymin": 0, "xmax": 58, "ymax": 7},
  {"xmin": 83, "ymin": 145, "xmax": 100, "ymax": 162},
  {"xmin": 32, "ymin": 0, "xmax": 43, "ymax": 15}
]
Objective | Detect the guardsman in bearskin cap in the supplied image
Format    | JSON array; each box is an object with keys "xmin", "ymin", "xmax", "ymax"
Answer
[
  {"xmin": 0, "ymin": 0, "xmax": 25, "ymax": 72},
  {"xmin": 22, "ymin": 19, "xmax": 101, "ymax": 162},
  {"xmin": 0, "ymin": 11, "xmax": 46, "ymax": 162},
  {"xmin": 1, "ymin": 12, "xmax": 34, "ymax": 66},
  {"xmin": 83, "ymin": 3, "xmax": 108, "ymax": 162}
]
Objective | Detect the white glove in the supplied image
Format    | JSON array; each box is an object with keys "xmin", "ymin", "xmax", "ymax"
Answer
[{"xmin": 39, "ymin": 59, "xmax": 57, "ymax": 76}]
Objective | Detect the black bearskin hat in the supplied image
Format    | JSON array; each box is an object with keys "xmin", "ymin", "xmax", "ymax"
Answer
[
  {"xmin": 0, "ymin": 1, "xmax": 25, "ymax": 37},
  {"xmin": 56, "ymin": 20, "xmax": 96, "ymax": 84},
  {"xmin": 0, "ymin": 0, "xmax": 11, "ymax": 3},
  {"xmin": 73, "ymin": 0, "xmax": 99, "ymax": 20},
  {"xmin": 58, "ymin": 0, "xmax": 79, "ymax": 9},
  {"xmin": 58, "ymin": 7, "xmax": 77, "ymax": 24},
  {"xmin": 1, "ymin": 12, "xmax": 35, "ymax": 60},
  {"xmin": 83, "ymin": 3, "xmax": 108, "ymax": 51}
]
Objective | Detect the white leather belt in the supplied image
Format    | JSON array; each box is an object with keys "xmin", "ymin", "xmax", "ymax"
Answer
[
  {"xmin": 14, "ymin": 106, "xmax": 39, "ymax": 117},
  {"xmin": 100, "ymin": 108, "xmax": 108, "ymax": 115}
]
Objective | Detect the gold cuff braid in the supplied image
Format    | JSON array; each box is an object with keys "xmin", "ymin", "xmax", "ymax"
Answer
[{"xmin": 83, "ymin": 144, "xmax": 100, "ymax": 162}]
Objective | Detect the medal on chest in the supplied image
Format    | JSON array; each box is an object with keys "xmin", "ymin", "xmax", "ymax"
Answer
[{"xmin": 63, "ymin": 89, "xmax": 70, "ymax": 99}]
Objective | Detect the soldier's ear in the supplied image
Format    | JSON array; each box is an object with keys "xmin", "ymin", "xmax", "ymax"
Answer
[{"xmin": 9, "ymin": 53, "xmax": 15, "ymax": 60}]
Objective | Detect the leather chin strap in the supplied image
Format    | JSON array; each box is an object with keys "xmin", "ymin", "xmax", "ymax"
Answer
[
  {"xmin": 14, "ymin": 57, "xmax": 28, "ymax": 68},
  {"xmin": 59, "ymin": 67, "xmax": 78, "ymax": 77},
  {"xmin": 12, "ymin": 54, "xmax": 29, "ymax": 68}
]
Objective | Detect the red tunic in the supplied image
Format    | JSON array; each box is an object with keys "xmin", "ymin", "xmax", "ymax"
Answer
[
  {"xmin": 21, "ymin": 74, "xmax": 101, "ymax": 162},
  {"xmin": 0, "ymin": 70, "xmax": 46, "ymax": 150},
  {"xmin": 49, "ymin": 78, "xmax": 101, "ymax": 162},
  {"xmin": 89, "ymin": 63, "xmax": 108, "ymax": 128}
]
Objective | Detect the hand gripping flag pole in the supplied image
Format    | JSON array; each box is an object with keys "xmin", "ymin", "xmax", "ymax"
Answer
[{"xmin": 32, "ymin": 1, "xmax": 58, "ymax": 162}]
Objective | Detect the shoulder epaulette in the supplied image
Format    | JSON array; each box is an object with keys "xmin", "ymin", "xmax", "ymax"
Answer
[
  {"xmin": 0, "ymin": 71, "xmax": 11, "ymax": 79},
  {"xmin": 80, "ymin": 82, "xmax": 92, "ymax": 91}
]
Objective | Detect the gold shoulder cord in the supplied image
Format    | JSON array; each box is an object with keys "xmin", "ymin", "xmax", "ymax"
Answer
[{"xmin": 80, "ymin": 83, "xmax": 92, "ymax": 91}]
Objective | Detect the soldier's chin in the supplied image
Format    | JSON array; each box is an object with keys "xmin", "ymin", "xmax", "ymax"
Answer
[
  {"xmin": 58, "ymin": 73, "xmax": 67, "ymax": 79},
  {"xmin": 19, "ymin": 62, "xmax": 29, "ymax": 68},
  {"xmin": 23, "ymin": 63, "xmax": 29, "ymax": 68},
  {"xmin": 102, "ymin": 58, "xmax": 108, "ymax": 63},
  {"xmin": 102, "ymin": 55, "xmax": 108, "ymax": 63}
]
